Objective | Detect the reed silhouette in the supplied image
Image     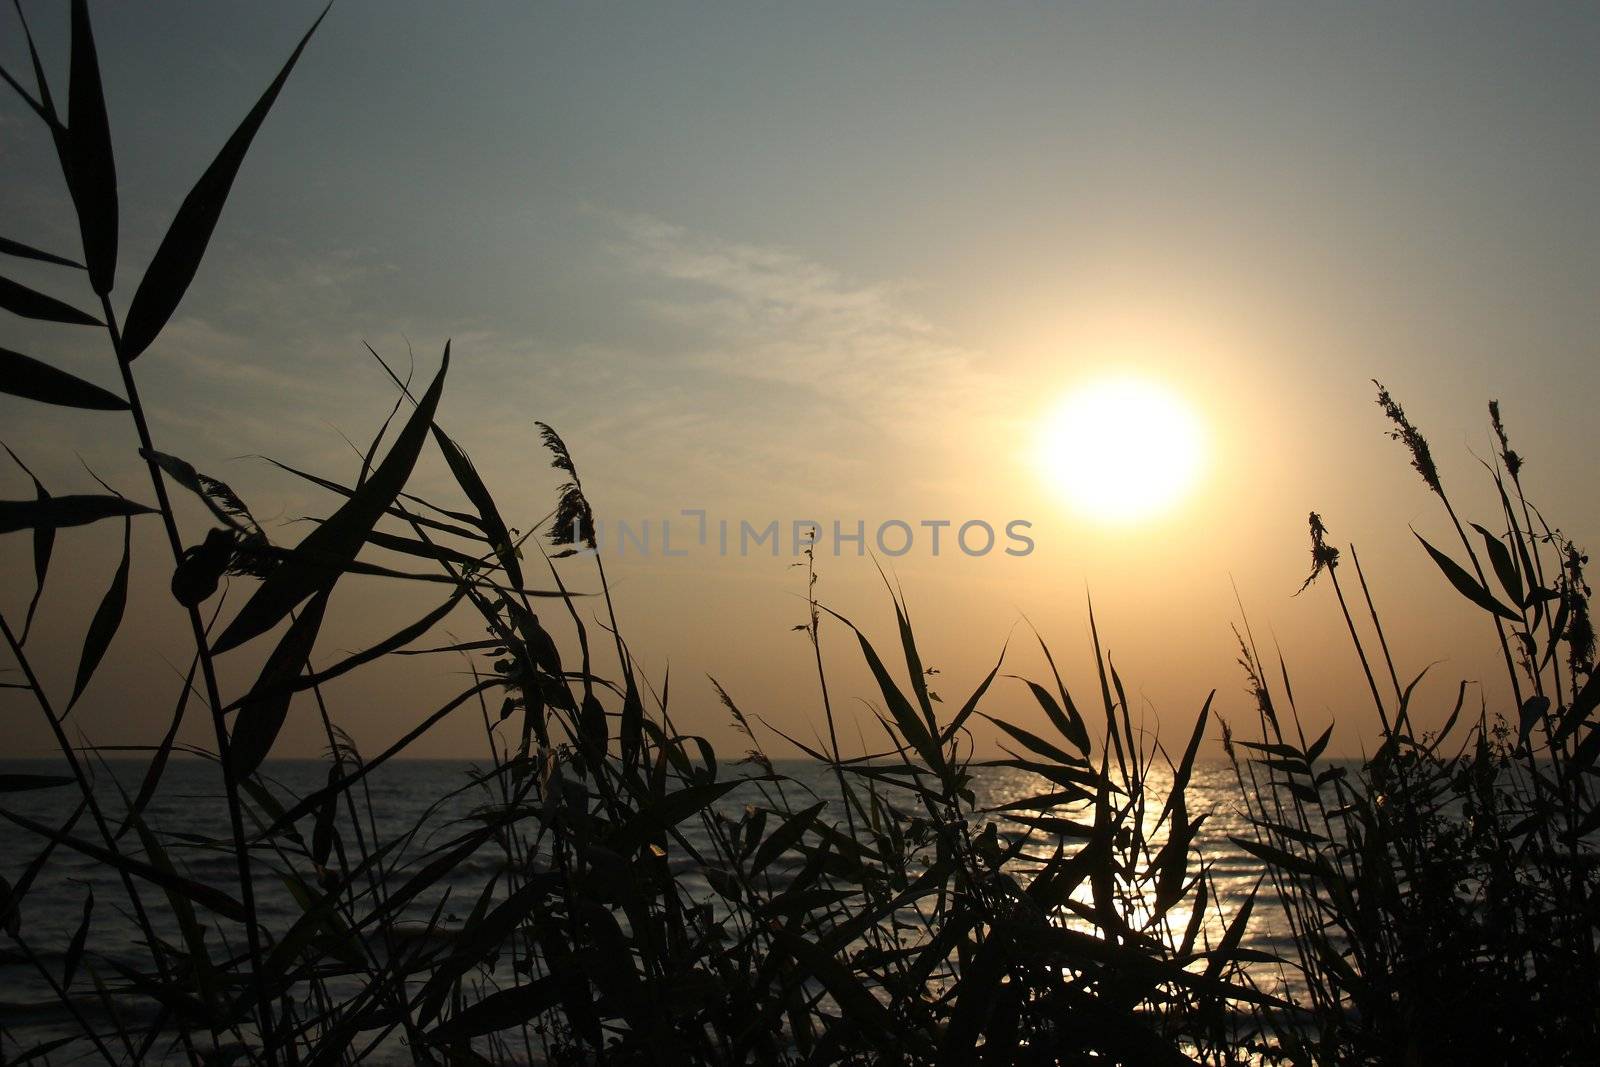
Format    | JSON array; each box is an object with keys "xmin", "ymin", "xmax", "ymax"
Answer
[{"xmin": 2, "ymin": 5, "xmax": 1596, "ymax": 1065}]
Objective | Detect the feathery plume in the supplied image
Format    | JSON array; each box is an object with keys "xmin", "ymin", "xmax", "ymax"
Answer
[
  {"xmin": 1374, "ymin": 381, "xmax": 1441, "ymax": 494},
  {"xmin": 535, "ymin": 421, "xmax": 595, "ymax": 549}
]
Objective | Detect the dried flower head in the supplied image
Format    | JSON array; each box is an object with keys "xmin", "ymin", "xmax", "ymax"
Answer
[
  {"xmin": 535, "ymin": 421, "xmax": 595, "ymax": 549},
  {"xmin": 1488, "ymin": 400, "xmax": 1523, "ymax": 481},
  {"xmin": 1296, "ymin": 511, "xmax": 1340, "ymax": 594},
  {"xmin": 738, "ymin": 750, "xmax": 775, "ymax": 776},
  {"xmin": 1374, "ymin": 381, "xmax": 1441, "ymax": 494}
]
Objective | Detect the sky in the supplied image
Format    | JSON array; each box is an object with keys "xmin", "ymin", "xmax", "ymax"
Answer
[{"xmin": 3, "ymin": 1, "xmax": 1597, "ymax": 762}]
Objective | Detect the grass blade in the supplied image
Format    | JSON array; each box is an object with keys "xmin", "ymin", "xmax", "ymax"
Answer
[
  {"xmin": 1032, "ymin": 630, "xmax": 1093, "ymax": 755},
  {"xmin": 61, "ymin": 887, "xmax": 93, "ymax": 989},
  {"xmin": 433, "ymin": 427, "xmax": 521, "ymax": 588},
  {"xmin": 120, "ymin": 654, "xmax": 199, "ymax": 838},
  {"xmin": 1159, "ymin": 692, "xmax": 1212, "ymax": 826},
  {"xmin": 1472, "ymin": 522, "xmax": 1525, "ymax": 609},
  {"xmin": 1017, "ymin": 676, "xmax": 1092, "ymax": 756},
  {"xmin": 229, "ymin": 590, "xmax": 330, "ymax": 776},
  {"xmin": 428, "ymin": 976, "xmax": 563, "ymax": 1041},
  {"xmin": 942, "ymin": 642, "xmax": 1005, "ymax": 744},
  {"xmin": 822, "ymin": 606, "xmax": 943, "ymax": 773},
  {"xmin": 0, "ymin": 774, "xmax": 73, "ymax": 792},
  {"xmin": 212, "ymin": 344, "xmax": 447, "ymax": 653},
  {"xmin": 2, "ymin": 445, "xmax": 53, "ymax": 642},
  {"xmin": 980, "ymin": 711, "xmax": 1087, "ymax": 768},
  {"xmin": 0, "ymin": 493, "xmax": 154, "ymax": 534},
  {"xmin": 1554, "ymin": 670, "xmax": 1600, "ymax": 746},
  {"xmin": 609, "ymin": 780, "xmax": 742, "ymax": 855},
  {"xmin": 64, "ymin": 0, "xmax": 117, "ymax": 295},
  {"xmin": 260, "ymin": 456, "xmax": 489, "ymax": 541},
  {"xmin": 276, "ymin": 588, "xmax": 465, "ymax": 696},
  {"xmin": 0, "ymin": 347, "xmax": 128, "ymax": 410},
  {"xmin": 120, "ymin": 3, "xmax": 331, "ymax": 360},
  {"xmin": 750, "ymin": 800, "xmax": 826, "ymax": 876},
  {"xmin": 67, "ymin": 515, "xmax": 130, "ymax": 710},
  {"xmin": 0, "ymin": 805, "xmax": 247, "ymax": 922},
  {"xmin": 0, "ymin": 274, "xmax": 102, "ymax": 326},
  {"xmin": 1415, "ymin": 532, "xmax": 1521, "ymax": 622},
  {"xmin": 0, "ymin": 235, "xmax": 83, "ymax": 270}
]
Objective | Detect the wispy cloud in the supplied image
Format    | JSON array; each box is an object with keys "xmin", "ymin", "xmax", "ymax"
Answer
[
  {"xmin": 611, "ymin": 214, "xmax": 985, "ymax": 409},
  {"xmin": 15, "ymin": 211, "xmax": 1019, "ymax": 536},
  {"xmin": 570, "ymin": 214, "xmax": 1023, "ymax": 509}
]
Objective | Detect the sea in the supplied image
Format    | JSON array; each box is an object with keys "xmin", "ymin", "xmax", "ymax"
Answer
[{"xmin": 0, "ymin": 756, "xmax": 1305, "ymax": 1062}]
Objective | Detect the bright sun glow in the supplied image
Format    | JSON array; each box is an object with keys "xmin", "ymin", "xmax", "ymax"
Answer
[{"xmin": 1037, "ymin": 377, "xmax": 1207, "ymax": 522}]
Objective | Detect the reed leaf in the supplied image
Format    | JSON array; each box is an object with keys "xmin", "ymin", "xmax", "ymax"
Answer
[
  {"xmin": 66, "ymin": 514, "xmax": 130, "ymax": 711},
  {"xmin": 273, "ymin": 589, "xmax": 465, "ymax": 697},
  {"xmin": 1554, "ymin": 671, "xmax": 1600, "ymax": 747},
  {"xmin": 1472, "ymin": 522, "xmax": 1526, "ymax": 609},
  {"xmin": 0, "ymin": 235, "xmax": 82, "ymax": 270},
  {"xmin": 213, "ymin": 345, "xmax": 447, "ymax": 653},
  {"xmin": 0, "ymin": 774, "xmax": 73, "ymax": 792},
  {"xmin": 823, "ymin": 606, "xmax": 943, "ymax": 773},
  {"xmin": 980, "ymin": 711, "xmax": 1086, "ymax": 769},
  {"xmin": 119, "ymin": 3, "xmax": 330, "ymax": 360},
  {"xmin": 771, "ymin": 926, "xmax": 918, "ymax": 1057},
  {"xmin": 0, "ymin": 347, "xmax": 127, "ymax": 410},
  {"xmin": 1415, "ymin": 531, "xmax": 1521, "ymax": 622},
  {"xmin": 1016, "ymin": 676, "xmax": 1092, "ymax": 757},
  {"xmin": 428, "ymin": 975, "xmax": 564, "ymax": 1041},
  {"xmin": 0, "ymin": 275, "xmax": 101, "ymax": 326},
  {"xmin": 433, "ymin": 427, "xmax": 522, "ymax": 588},
  {"xmin": 416, "ymin": 873, "xmax": 559, "ymax": 1026},
  {"xmin": 261, "ymin": 456, "xmax": 489, "ymax": 541},
  {"xmin": 1516, "ymin": 694, "xmax": 1551, "ymax": 754},
  {"xmin": 0, "ymin": 493, "xmax": 154, "ymax": 534},
  {"xmin": 119, "ymin": 654, "xmax": 199, "ymax": 839},
  {"xmin": 258, "ymin": 679, "xmax": 504, "ymax": 838},
  {"xmin": 2, "ymin": 446, "xmax": 52, "ymax": 642},
  {"xmin": 61, "ymin": 889, "xmax": 92, "ymax": 991},
  {"xmin": 139, "ymin": 449, "xmax": 260, "ymax": 534},
  {"xmin": 63, "ymin": 0, "xmax": 117, "ymax": 295},
  {"xmin": 609, "ymin": 780, "xmax": 742, "ymax": 855},
  {"xmin": 355, "ymin": 526, "xmax": 490, "ymax": 571},
  {"xmin": 1204, "ymin": 878, "xmax": 1260, "ymax": 982},
  {"xmin": 941, "ymin": 643, "xmax": 1005, "ymax": 744},
  {"xmin": 0, "ymin": 806, "xmax": 247, "ymax": 922},
  {"xmin": 750, "ymin": 801, "xmax": 826, "ymax": 876},
  {"xmin": 229, "ymin": 590, "xmax": 331, "ymax": 776}
]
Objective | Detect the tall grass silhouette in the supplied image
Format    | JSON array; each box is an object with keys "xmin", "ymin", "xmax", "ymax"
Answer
[
  {"xmin": 1226, "ymin": 391, "xmax": 1599, "ymax": 1064},
  {"xmin": 1, "ymin": 5, "xmax": 1595, "ymax": 1065}
]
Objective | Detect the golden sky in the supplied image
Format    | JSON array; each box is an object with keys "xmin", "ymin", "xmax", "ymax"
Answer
[{"xmin": 3, "ymin": 2, "xmax": 1597, "ymax": 761}]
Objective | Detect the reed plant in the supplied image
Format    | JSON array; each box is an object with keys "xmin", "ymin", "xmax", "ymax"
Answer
[
  {"xmin": 0, "ymin": 6, "xmax": 1280, "ymax": 1064},
  {"xmin": 1226, "ymin": 388, "xmax": 1598, "ymax": 1065}
]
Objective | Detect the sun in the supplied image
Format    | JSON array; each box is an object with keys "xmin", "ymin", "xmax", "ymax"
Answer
[{"xmin": 1037, "ymin": 376, "xmax": 1207, "ymax": 522}]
